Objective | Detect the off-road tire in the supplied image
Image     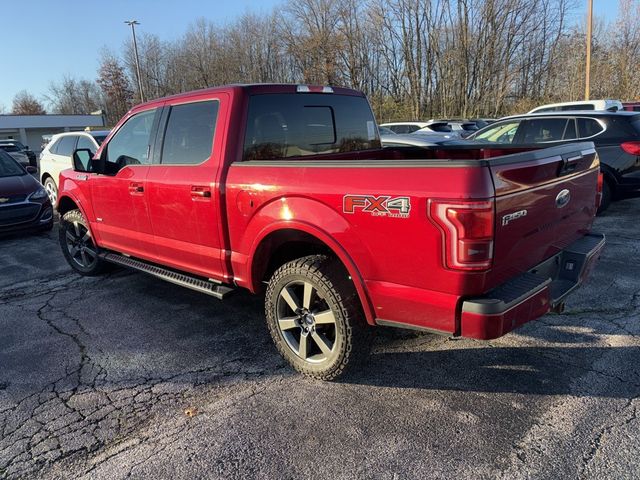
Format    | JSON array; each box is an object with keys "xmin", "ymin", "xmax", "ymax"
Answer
[
  {"xmin": 265, "ymin": 254, "xmax": 371, "ymax": 381},
  {"xmin": 59, "ymin": 209, "xmax": 105, "ymax": 276}
]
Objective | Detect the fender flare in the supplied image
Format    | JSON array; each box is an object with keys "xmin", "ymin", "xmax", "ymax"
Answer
[
  {"xmin": 247, "ymin": 220, "xmax": 376, "ymax": 325},
  {"xmin": 57, "ymin": 192, "xmax": 100, "ymax": 243}
]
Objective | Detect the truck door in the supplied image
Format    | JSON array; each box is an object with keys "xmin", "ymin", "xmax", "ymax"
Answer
[
  {"xmin": 144, "ymin": 95, "xmax": 229, "ymax": 281},
  {"xmin": 90, "ymin": 108, "xmax": 159, "ymax": 260}
]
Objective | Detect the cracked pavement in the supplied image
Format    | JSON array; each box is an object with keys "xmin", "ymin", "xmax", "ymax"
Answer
[{"xmin": 1, "ymin": 197, "xmax": 639, "ymax": 479}]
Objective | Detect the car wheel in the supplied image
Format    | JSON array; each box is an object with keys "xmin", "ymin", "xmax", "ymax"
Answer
[
  {"xmin": 265, "ymin": 255, "xmax": 371, "ymax": 381},
  {"xmin": 43, "ymin": 177, "xmax": 58, "ymax": 206},
  {"xmin": 59, "ymin": 209, "xmax": 105, "ymax": 276},
  {"xmin": 597, "ymin": 178, "xmax": 612, "ymax": 214}
]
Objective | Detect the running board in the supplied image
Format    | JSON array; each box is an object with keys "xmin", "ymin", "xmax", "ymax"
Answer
[{"xmin": 102, "ymin": 253, "xmax": 235, "ymax": 300}]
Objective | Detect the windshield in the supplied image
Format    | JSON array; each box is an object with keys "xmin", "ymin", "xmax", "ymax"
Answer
[
  {"xmin": 0, "ymin": 151, "xmax": 25, "ymax": 177},
  {"xmin": 0, "ymin": 145, "xmax": 20, "ymax": 153},
  {"xmin": 92, "ymin": 135, "xmax": 108, "ymax": 145}
]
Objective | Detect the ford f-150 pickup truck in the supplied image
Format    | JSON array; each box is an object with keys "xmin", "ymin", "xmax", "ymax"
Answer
[{"xmin": 57, "ymin": 84, "xmax": 605, "ymax": 380}]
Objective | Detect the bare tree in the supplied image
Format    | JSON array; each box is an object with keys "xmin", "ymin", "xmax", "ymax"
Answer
[
  {"xmin": 12, "ymin": 91, "xmax": 46, "ymax": 115},
  {"xmin": 46, "ymin": 76, "xmax": 102, "ymax": 114},
  {"xmin": 97, "ymin": 52, "xmax": 134, "ymax": 124}
]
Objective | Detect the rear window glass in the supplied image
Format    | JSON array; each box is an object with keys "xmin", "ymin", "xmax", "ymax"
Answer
[
  {"xmin": 577, "ymin": 118, "xmax": 604, "ymax": 138},
  {"xmin": 243, "ymin": 94, "xmax": 380, "ymax": 161},
  {"xmin": 560, "ymin": 104, "xmax": 594, "ymax": 111}
]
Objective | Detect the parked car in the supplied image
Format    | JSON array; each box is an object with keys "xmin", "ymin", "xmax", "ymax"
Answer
[
  {"xmin": 57, "ymin": 83, "xmax": 603, "ymax": 380},
  {"xmin": 378, "ymin": 126, "xmax": 396, "ymax": 135},
  {"xmin": 380, "ymin": 121, "xmax": 431, "ymax": 134},
  {"xmin": 468, "ymin": 111, "xmax": 640, "ymax": 212},
  {"xmin": 0, "ymin": 150, "xmax": 53, "ymax": 235},
  {"xmin": 0, "ymin": 140, "xmax": 36, "ymax": 167},
  {"xmin": 379, "ymin": 132, "xmax": 440, "ymax": 147},
  {"xmin": 623, "ymin": 102, "xmax": 640, "ymax": 112},
  {"xmin": 0, "ymin": 143, "xmax": 31, "ymax": 168},
  {"xmin": 528, "ymin": 99, "xmax": 623, "ymax": 114},
  {"xmin": 39, "ymin": 130, "xmax": 110, "ymax": 205}
]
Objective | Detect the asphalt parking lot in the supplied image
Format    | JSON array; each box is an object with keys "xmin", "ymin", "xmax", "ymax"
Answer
[{"xmin": 1, "ymin": 198, "xmax": 639, "ymax": 480}]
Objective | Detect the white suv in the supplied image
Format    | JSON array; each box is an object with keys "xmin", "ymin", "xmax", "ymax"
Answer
[{"xmin": 40, "ymin": 130, "xmax": 109, "ymax": 205}]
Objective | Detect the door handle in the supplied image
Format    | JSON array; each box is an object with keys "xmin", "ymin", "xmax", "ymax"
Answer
[
  {"xmin": 191, "ymin": 186, "xmax": 211, "ymax": 198},
  {"xmin": 129, "ymin": 182, "xmax": 144, "ymax": 194}
]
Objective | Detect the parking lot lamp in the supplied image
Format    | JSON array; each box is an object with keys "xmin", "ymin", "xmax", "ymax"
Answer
[{"xmin": 125, "ymin": 20, "xmax": 145, "ymax": 103}]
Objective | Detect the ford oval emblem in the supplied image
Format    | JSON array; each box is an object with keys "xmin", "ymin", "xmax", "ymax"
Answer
[{"xmin": 556, "ymin": 189, "xmax": 571, "ymax": 208}]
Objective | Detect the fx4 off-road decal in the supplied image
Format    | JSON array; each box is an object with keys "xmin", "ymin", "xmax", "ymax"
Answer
[{"xmin": 343, "ymin": 194, "xmax": 411, "ymax": 218}]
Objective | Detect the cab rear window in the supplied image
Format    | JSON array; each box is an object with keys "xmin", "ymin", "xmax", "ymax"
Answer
[{"xmin": 243, "ymin": 94, "xmax": 380, "ymax": 161}]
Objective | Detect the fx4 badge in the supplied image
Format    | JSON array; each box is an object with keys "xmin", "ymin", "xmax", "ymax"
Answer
[
  {"xmin": 502, "ymin": 209, "xmax": 527, "ymax": 226},
  {"xmin": 343, "ymin": 195, "xmax": 411, "ymax": 218}
]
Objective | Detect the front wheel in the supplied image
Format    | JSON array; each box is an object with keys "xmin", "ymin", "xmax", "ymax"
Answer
[
  {"xmin": 265, "ymin": 255, "xmax": 371, "ymax": 380},
  {"xmin": 59, "ymin": 209, "xmax": 105, "ymax": 275}
]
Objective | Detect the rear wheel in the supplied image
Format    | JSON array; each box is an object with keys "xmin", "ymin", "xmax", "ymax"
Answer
[
  {"xmin": 597, "ymin": 178, "xmax": 613, "ymax": 214},
  {"xmin": 59, "ymin": 209, "xmax": 105, "ymax": 275},
  {"xmin": 265, "ymin": 255, "xmax": 371, "ymax": 380},
  {"xmin": 43, "ymin": 177, "xmax": 58, "ymax": 207}
]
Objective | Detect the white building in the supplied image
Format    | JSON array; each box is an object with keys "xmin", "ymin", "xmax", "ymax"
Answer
[{"xmin": 0, "ymin": 114, "xmax": 106, "ymax": 152}]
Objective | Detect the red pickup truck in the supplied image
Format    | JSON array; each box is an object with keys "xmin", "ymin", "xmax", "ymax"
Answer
[{"xmin": 57, "ymin": 84, "xmax": 604, "ymax": 380}]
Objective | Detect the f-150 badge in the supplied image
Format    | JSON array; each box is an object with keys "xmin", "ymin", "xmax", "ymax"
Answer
[
  {"xmin": 502, "ymin": 209, "xmax": 527, "ymax": 226},
  {"xmin": 343, "ymin": 194, "xmax": 411, "ymax": 218}
]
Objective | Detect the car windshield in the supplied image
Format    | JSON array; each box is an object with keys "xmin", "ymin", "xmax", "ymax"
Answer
[
  {"xmin": 0, "ymin": 151, "xmax": 25, "ymax": 177},
  {"xmin": 0, "ymin": 145, "xmax": 20, "ymax": 153}
]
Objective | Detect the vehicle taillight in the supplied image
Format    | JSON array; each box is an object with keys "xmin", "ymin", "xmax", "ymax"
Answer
[
  {"xmin": 428, "ymin": 199, "xmax": 495, "ymax": 271},
  {"xmin": 596, "ymin": 172, "xmax": 604, "ymax": 210},
  {"xmin": 296, "ymin": 85, "xmax": 334, "ymax": 93},
  {"xmin": 621, "ymin": 141, "xmax": 640, "ymax": 155}
]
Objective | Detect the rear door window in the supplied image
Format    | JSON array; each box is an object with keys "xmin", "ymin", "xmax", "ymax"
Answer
[
  {"xmin": 160, "ymin": 100, "xmax": 219, "ymax": 165},
  {"xmin": 518, "ymin": 118, "xmax": 569, "ymax": 143},
  {"xmin": 56, "ymin": 136, "xmax": 78, "ymax": 157},
  {"xmin": 243, "ymin": 93, "xmax": 380, "ymax": 160}
]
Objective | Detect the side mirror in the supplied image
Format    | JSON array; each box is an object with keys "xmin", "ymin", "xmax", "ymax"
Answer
[
  {"xmin": 26, "ymin": 166, "xmax": 37, "ymax": 174},
  {"xmin": 24, "ymin": 145, "xmax": 29, "ymax": 150},
  {"xmin": 72, "ymin": 148, "xmax": 93, "ymax": 172}
]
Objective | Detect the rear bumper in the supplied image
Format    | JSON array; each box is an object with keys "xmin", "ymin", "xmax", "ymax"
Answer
[{"xmin": 460, "ymin": 233, "xmax": 605, "ymax": 340}]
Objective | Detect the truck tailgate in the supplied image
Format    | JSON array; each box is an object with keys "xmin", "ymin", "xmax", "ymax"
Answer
[{"xmin": 487, "ymin": 142, "xmax": 599, "ymax": 288}]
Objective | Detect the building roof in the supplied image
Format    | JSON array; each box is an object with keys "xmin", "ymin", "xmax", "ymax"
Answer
[{"xmin": 0, "ymin": 114, "xmax": 105, "ymax": 129}]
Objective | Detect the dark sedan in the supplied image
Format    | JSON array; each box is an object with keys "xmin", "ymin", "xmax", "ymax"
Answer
[
  {"xmin": 0, "ymin": 150, "xmax": 53, "ymax": 235},
  {"xmin": 468, "ymin": 111, "xmax": 640, "ymax": 211}
]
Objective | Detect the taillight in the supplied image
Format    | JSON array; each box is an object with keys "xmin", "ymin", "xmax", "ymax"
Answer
[
  {"xmin": 621, "ymin": 141, "xmax": 640, "ymax": 155},
  {"xmin": 428, "ymin": 199, "xmax": 495, "ymax": 271},
  {"xmin": 596, "ymin": 172, "xmax": 604, "ymax": 210}
]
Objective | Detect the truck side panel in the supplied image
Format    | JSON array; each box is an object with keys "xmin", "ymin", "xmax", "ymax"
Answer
[{"xmin": 225, "ymin": 160, "xmax": 495, "ymax": 333}]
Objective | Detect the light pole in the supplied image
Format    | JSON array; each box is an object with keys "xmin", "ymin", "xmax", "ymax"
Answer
[
  {"xmin": 585, "ymin": 0, "xmax": 593, "ymax": 101},
  {"xmin": 125, "ymin": 20, "xmax": 145, "ymax": 103}
]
